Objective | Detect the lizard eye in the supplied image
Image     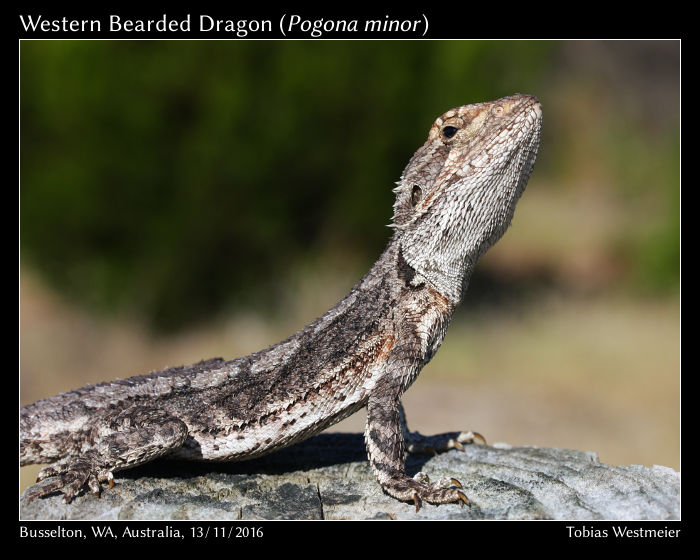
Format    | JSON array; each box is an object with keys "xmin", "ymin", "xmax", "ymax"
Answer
[
  {"xmin": 442, "ymin": 126, "xmax": 458, "ymax": 139},
  {"xmin": 411, "ymin": 185, "xmax": 422, "ymax": 207}
]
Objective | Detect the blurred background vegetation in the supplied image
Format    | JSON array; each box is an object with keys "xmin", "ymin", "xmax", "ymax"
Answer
[{"xmin": 20, "ymin": 41, "xmax": 679, "ymax": 490}]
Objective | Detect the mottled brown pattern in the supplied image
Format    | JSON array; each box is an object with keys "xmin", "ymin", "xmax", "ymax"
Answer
[{"xmin": 21, "ymin": 95, "xmax": 542, "ymax": 507}]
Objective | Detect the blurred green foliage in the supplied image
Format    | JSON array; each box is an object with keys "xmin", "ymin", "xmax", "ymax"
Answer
[
  {"xmin": 613, "ymin": 126, "xmax": 680, "ymax": 294},
  {"xmin": 20, "ymin": 41, "xmax": 554, "ymax": 329},
  {"xmin": 20, "ymin": 41, "xmax": 679, "ymax": 331}
]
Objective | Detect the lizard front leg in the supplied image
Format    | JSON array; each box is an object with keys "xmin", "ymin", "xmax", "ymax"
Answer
[
  {"xmin": 365, "ymin": 374, "xmax": 470, "ymax": 510},
  {"xmin": 25, "ymin": 405, "xmax": 189, "ymax": 503}
]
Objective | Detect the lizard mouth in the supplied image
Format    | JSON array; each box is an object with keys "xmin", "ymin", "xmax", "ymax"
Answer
[
  {"xmin": 501, "ymin": 95, "xmax": 543, "ymax": 163},
  {"xmin": 509, "ymin": 96, "xmax": 542, "ymax": 135},
  {"xmin": 498, "ymin": 95, "xmax": 542, "ymax": 144},
  {"xmin": 507, "ymin": 93, "xmax": 542, "ymax": 117}
]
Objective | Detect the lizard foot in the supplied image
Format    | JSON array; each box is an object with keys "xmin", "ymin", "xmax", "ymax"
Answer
[
  {"xmin": 27, "ymin": 453, "xmax": 114, "ymax": 503},
  {"xmin": 381, "ymin": 472, "xmax": 470, "ymax": 512},
  {"xmin": 24, "ymin": 406, "xmax": 188, "ymax": 503},
  {"xmin": 405, "ymin": 430, "xmax": 486, "ymax": 455}
]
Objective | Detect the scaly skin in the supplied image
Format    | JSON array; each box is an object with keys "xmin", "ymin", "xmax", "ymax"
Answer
[{"xmin": 21, "ymin": 94, "xmax": 542, "ymax": 507}]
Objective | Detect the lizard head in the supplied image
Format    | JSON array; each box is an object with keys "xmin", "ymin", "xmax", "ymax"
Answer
[{"xmin": 391, "ymin": 94, "xmax": 542, "ymax": 304}]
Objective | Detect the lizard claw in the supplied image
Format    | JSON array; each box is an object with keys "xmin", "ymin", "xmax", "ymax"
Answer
[
  {"xmin": 458, "ymin": 431, "xmax": 486, "ymax": 445},
  {"xmin": 413, "ymin": 492, "xmax": 421, "ymax": 513},
  {"xmin": 472, "ymin": 431, "xmax": 487, "ymax": 445},
  {"xmin": 98, "ymin": 469, "xmax": 115, "ymax": 489},
  {"xmin": 457, "ymin": 491, "xmax": 471, "ymax": 507}
]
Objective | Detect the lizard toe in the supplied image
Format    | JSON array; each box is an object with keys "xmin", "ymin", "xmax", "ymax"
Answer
[
  {"xmin": 36, "ymin": 460, "xmax": 69, "ymax": 481},
  {"xmin": 456, "ymin": 430, "xmax": 487, "ymax": 446}
]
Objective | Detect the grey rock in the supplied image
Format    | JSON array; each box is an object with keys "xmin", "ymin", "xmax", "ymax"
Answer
[{"xmin": 20, "ymin": 433, "xmax": 679, "ymax": 520}]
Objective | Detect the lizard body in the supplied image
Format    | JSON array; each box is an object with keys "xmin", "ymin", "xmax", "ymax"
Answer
[{"xmin": 21, "ymin": 94, "xmax": 542, "ymax": 507}]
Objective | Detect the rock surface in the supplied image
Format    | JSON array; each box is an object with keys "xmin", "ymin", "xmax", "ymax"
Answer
[{"xmin": 20, "ymin": 433, "xmax": 679, "ymax": 520}]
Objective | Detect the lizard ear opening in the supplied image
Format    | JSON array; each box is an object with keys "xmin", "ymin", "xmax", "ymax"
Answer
[
  {"xmin": 411, "ymin": 185, "xmax": 422, "ymax": 207},
  {"xmin": 392, "ymin": 182, "xmax": 427, "ymax": 228}
]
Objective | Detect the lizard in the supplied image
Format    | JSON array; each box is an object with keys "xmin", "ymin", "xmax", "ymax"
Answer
[{"xmin": 21, "ymin": 93, "xmax": 542, "ymax": 510}]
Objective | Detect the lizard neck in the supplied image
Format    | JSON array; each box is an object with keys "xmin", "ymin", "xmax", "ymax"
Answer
[
  {"xmin": 395, "ymin": 231, "xmax": 479, "ymax": 307},
  {"xmin": 364, "ymin": 236, "xmax": 458, "ymax": 337}
]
